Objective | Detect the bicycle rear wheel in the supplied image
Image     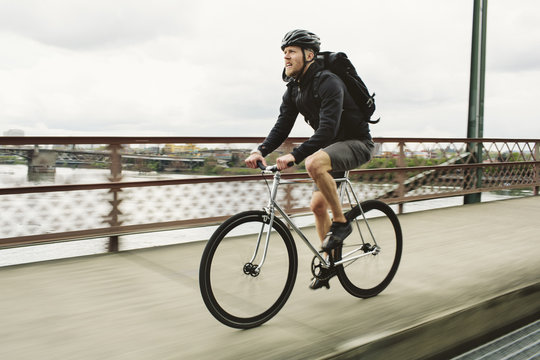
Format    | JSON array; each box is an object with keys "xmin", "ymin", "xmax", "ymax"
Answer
[
  {"xmin": 336, "ymin": 200, "xmax": 402, "ymax": 298},
  {"xmin": 199, "ymin": 210, "xmax": 298, "ymax": 329}
]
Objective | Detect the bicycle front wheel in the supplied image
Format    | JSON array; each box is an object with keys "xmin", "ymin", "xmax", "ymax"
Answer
[
  {"xmin": 336, "ymin": 200, "xmax": 402, "ymax": 298},
  {"xmin": 199, "ymin": 210, "xmax": 298, "ymax": 329}
]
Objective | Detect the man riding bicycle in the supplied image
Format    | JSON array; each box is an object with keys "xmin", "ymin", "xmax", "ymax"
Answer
[{"xmin": 245, "ymin": 29, "xmax": 374, "ymax": 290}]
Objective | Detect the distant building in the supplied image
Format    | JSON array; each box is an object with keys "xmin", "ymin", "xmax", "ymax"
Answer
[
  {"xmin": 163, "ymin": 143, "xmax": 199, "ymax": 154},
  {"xmin": 3, "ymin": 129, "xmax": 24, "ymax": 136}
]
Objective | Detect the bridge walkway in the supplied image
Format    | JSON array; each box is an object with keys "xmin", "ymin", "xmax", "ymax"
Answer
[{"xmin": 0, "ymin": 197, "xmax": 538, "ymax": 359}]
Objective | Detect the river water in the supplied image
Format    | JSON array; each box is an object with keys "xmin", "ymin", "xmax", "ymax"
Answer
[{"xmin": 0, "ymin": 164, "xmax": 530, "ymax": 267}]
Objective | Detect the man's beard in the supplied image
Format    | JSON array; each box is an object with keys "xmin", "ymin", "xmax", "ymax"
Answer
[{"xmin": 285, "ymin": 67, "xmax": 299, "ymax": 79}]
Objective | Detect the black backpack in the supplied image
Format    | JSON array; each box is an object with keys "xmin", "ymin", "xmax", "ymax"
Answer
[{"xmin": 313, "ymin": 51, "xmax": 379, "ymax": 124}]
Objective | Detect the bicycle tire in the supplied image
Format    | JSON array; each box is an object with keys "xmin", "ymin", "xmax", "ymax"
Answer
[
  {"xmin": 336, "ymin": 200, "xmax": 402, "ymax": 298},
  {"xmin": 199, "ymin": 210, "xmax": 298, "ymax": 329}
]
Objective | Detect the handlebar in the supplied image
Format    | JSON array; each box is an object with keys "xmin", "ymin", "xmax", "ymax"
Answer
[{"xmin": 256, "ymin": 160, "xmax": 294, "ymax": 173}]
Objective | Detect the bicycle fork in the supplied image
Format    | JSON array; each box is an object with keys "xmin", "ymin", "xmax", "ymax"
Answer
[{"xmin": 245, "ymin": 172, "xmax": 282, "ymax": 276}]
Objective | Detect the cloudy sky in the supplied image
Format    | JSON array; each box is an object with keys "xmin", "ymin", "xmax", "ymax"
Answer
[{"xmin": 0, "ymin": 0, "xmax": 539, "ymax": 139}]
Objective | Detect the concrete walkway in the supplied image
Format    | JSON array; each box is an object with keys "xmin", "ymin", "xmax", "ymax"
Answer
[{"xmin": 0, "ymin": 197, "xmax": 539, "ymax": 360}]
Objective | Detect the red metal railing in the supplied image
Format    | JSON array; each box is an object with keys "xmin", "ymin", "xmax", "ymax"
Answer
[{"xmin": 1, "ymin": 136, "xmax": 538, "ymax": 249}]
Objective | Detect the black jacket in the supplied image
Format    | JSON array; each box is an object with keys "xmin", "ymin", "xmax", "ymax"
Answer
[{"xmin": 258, "ymin": 62, "xmax": 371, "ymax": 164}]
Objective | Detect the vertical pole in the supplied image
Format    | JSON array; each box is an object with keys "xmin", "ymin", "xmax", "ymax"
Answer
[
  {"xmin": 466, "ymin": 0, "xmax": 481, "ymax": 141},
  {"xmin": 478, "ymin": 0, "xmax": 487, "ymax": 140},
  {"xmin": 465, "ymin": 0, "xmax": 488, "ymax": 204}
]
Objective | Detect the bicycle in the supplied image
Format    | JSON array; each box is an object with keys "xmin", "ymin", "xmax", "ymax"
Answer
[{"xmin": 199, "ymin": 162, "xmax": 403, "ymax": 329}]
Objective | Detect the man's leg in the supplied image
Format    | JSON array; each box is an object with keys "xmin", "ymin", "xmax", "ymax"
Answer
[
  {"xmin": 306, "ymin": 150, "xmax": 352, "ymax": 253},
  {"xmin": 305, "ymin": 151, "xmax": 346, "ymax": 224},
  {"xmin": 311, "ymin": 191, "xmax": 331, "ymax": 242},
  {"xmin": 309, "ymin": 190, "xmax": 337, "ymax": 290}
]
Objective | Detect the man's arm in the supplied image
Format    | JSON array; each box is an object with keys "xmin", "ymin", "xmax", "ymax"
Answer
[
  {"xmin": 245, "ymin": 87, "xmax": 298, "ymax": 169},
  {"xmin": 257, "ymin": 87, "xmax": 299, "ymax": 157}
]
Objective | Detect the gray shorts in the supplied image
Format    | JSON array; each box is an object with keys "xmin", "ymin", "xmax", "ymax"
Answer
[
  {"xmin": 313, "ymin": 139, "xmax": 374, "ymax": 191},
  {"xmin": 323, "ymin": 139, "xmax": 374, "ymax": 171}
]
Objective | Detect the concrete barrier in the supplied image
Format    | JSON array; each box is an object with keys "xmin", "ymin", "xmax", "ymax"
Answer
[{"xmin": 319, "ymin": 283, "xmax": 540, "ymax": 360}]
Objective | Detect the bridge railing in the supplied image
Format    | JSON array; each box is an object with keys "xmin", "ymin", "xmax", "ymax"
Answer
[{"xmin": 0, "ymin": 136, "xmax": 538, "ymax": 250}]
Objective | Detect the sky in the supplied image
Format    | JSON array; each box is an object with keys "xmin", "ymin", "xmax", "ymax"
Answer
[{"xmin": 0, "ymin": 0, "xmax": 539, "ymax": 139}]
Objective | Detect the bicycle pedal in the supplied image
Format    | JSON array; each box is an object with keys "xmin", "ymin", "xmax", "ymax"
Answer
[{"xmin": 309, "ymin": 277, "xmax": 330, "ymax": 290}]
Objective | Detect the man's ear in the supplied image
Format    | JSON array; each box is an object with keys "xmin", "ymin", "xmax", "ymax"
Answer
[{"xmin": 305, "ymin": 49, "xmax": 315, "ymax": 62}]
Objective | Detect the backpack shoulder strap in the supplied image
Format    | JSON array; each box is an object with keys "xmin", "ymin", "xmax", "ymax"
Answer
[
  {"xmin": 312, "ymin": 71, "xmax": 323, "ymax": 101},
  {"xmin": 312, "ymin": 51, "xmax": 333, "ymax": 101}
]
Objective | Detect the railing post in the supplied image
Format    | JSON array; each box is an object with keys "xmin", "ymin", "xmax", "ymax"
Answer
[
  {"xmin": 535, "ymin": 141, "xmax": 540, "ymax": 196},
  {"xmin": 104, "ymin": 143, "xmax": 123, "ymax": 252},
  {"xmin": 281, "ymin": 139, "xmax": 296, "ymax": 214},
  {"xmin": 397, "ymin": 141, "xmax": 406, "ymax": 214}
]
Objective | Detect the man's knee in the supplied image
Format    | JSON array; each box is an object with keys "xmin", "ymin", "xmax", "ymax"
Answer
[{"xmin": 305, "ymin": 152, "xmax": 331, "ymax": 178}]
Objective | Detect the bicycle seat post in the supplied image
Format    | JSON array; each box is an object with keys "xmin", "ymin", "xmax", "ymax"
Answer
[{"xmin": 338, "ymin": 170, "xmax": 350, "ymax": 206}]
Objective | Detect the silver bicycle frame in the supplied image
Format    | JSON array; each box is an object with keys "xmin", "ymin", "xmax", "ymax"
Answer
[{"xmin": 253, "ymin": 169, "xmax": 379, "ymax": 272}]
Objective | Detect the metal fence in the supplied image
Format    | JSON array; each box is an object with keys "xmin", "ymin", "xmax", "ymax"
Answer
[{"xmin": 1, "ymin": 136, "xmax": 538, "ymax": 249}]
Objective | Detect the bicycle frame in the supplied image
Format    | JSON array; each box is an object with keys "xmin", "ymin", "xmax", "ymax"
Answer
[{"xmin": 253, "ymin": 169, "xmax": 379, "ymax": 272}]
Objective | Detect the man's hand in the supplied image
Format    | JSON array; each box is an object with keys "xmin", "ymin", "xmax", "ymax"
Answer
[
  {"xmin": 276, "ymin": 153, "xmax": 296, "ymax": 170},
  {"xmin": 245, "ymin": 152, "xmax": 266, "ymax": 169}
]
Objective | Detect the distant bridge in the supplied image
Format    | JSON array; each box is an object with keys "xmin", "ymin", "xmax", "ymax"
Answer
[{"xmin": 0, "ymin": 146, "xmax": 208, "ymax": 172}]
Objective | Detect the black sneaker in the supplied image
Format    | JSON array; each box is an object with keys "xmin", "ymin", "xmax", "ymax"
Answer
[
  {"xmin": 321, "ymin": 221, "xmax": 352, "ymax": 252},
  {"xmin": 309, "ymin": 267, "xmax": 337, "ymax": 290}
]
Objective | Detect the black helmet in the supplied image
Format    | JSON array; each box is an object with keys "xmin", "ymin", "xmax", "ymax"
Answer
[{"xmin": 281, "ymin": 29, "xmax": 321, "ymax": 53}]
